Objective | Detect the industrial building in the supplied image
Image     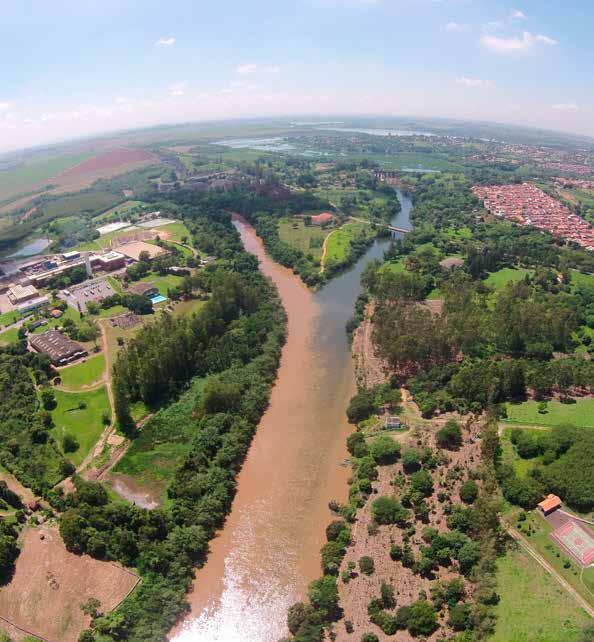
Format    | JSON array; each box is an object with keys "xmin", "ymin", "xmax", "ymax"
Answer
[{"xmin": 29, "ymin": 330, "xmax": 87, "ymax": 366}]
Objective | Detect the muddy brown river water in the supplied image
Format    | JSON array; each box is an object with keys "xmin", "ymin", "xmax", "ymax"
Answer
[{"xmin": 172, "ymin": 194, "xmax": 412, "ymax": 642}]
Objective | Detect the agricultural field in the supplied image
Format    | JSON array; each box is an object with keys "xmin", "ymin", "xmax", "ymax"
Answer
[
  {"xmin": 490, "ymin": 545, "xmax": 590, "ymax": 642},
  {"xmin": 58, "ymin": 353, "xmax": 105, "ymax": 390},
  {"xmin": 38, "ymin": 189, "xmax": 123, "ymax": 219},
  {"xmin": 0, "ymin": 152, "xmax": 94, "ymax": 198},
  {"xmin": 504, "ymin": 397, "xmax": 594, "ymax": 429},
  {"xmin": 93, "ymin": 199, "xmax": 150, "ymax": 222},
  {"xmin": 484, "ymin": 266, "xmax": 533, "ymax": 289},
  {"xmin": 0, "ymin": 525, "xmax": 139, "ymax": 642},
  {"xmin": 278, "ymin": 217, "xmax": 327, "ymax": 260},
  {"xmin": 51, "ymin": 386, "xmax": 110, "ymax": 466}
]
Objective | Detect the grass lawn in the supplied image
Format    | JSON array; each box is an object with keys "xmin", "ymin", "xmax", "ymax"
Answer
[
  {"xmin": 484, "ymin": 266, "xmax": 533, "ymax": 289},
  {"xmin": 278, "ymin": 218, "xmax": 327, "ymax": 260},
  {"xmin": 138, "ymin": 273, "xmax": 184, "ymax": 296},
  {"xmin": 0, "ymin": 327, "xmax": 19, "ymax": 345},
  {"xmin": 170, "ymin": 297, "xmax": 206, "ymax": 318},
  {"xmin": 490, "ymin": 545, "xmax": 590, "ymax": 642},
  {"xmin": 158, "ymin": 221, "xmax": 191, "ymax": 242},
  {"xmin": 0, "ymin": 310, "xmax": 19, "ymax": 327},
  {"xmin": 114, "ymin": 377, "xmax": 208, "ymax": 499},
  {"xmin": 324, "ymin": 222, "xmax": 370, "ymax": 264},
  {"xmin": 512, "ymin": 511, "xmax": 594, "ymax": 608},
  {"xmin": 58, "ymin": 354, "xmax": 105, "ymax": 390},
  {"xmin": 51, "ymin": 386, "xmax": 110, "ymax": 466},
  {"xmin": 571, "ymin": 270, "xmax": 594, "ymax": 289},
  {"xmin": 505, "ymin": 397, "xmax": 594, "ymax": 428}
]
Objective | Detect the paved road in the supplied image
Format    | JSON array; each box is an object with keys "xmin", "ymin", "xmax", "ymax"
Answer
[{"xmin": 504, "ymin": 522, "xmax": 594, "ymax": 618}]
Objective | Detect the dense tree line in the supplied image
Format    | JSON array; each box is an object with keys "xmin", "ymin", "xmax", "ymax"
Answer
[{"xmin": 55, "ymin": 208, "xmax": 287, "ymax": 640}]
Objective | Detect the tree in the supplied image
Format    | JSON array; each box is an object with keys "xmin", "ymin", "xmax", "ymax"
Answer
[
  {"xmin": 436, "ymin": 420, "xmax": 462, "ymax": 450},
  {"xmin": 370, "ymin": 435, "xmax": 400, "ymax": 465},
  {"xmin": 406, "ymin": 600, "xmax": 438, "ymax": 637},
  {"xmin": 347, "ymin": 431, "xmax": 369, "ymax": 458},
  {"xmin": 41, "ymin": 388, "xmax": 57, "ymax": 411},
  {"xmin": 307, "ymin": 575, "xmax": 341, "ymax": 622},
  {"xmin": 459, "ymin": 479, "xmax": 479, "ymax": 504},
  {"xmin": 371, "ymin": 496, "xmax": 410, "ymax": 526},
  {"xmin": 113, "ymin": 378, "xmax": 134, "ymax": 435},
  {"xmin": 62, "ymin": 433, "xmax": 79, "ymax": 453},
  {"xmin": 457, "ymin": 541, "xmax": 481, "ymax": 575},
  {"xmin": 410, "ymin": 469, "xmax": 433, "ymax": 497},
  {"xmin": 361, "ymin": 634, "xmax": 379, "ymax": 642},
  {"xmin": 448, "ymin": 602, "xmax": 472, "ymax": 631},
  {"xmin": 402, "ymin": 448, "xmax": 422, "ymax": 473},
  {"xmin": 347, "ymin": 389, "xmax": 376, "ymax": 424}
]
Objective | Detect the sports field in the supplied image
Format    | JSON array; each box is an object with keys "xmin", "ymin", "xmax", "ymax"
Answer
[{"xmin": 58, "ymin": 354, "xmax": 105, "ymax": 390}]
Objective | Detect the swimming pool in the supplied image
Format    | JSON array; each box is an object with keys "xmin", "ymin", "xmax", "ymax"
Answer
[{"xmin": 150, "ymin": 294, "xmax": 168, "ymax": 304}]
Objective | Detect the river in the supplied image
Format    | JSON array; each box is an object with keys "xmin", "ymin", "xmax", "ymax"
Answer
[{"xmin": 171, "ymin": 191, "xmax": 413, "ymax": 642}]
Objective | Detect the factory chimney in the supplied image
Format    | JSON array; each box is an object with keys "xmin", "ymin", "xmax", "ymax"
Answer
[{"xmin": 84, "ymin": 252, "xmax": 93, "ymax": 277}]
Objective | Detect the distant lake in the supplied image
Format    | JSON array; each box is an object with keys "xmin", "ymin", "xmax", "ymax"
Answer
[
  {"xmin": 9, "ymin": 237, "xmax": 51, "ymax": 258},
  {"xmin": 318, "ymin": 127, "xmax": 435, "ymax": 137},
  {"xmin": 213, "ymin": 137, "xmax": 295, "ymax": 151}
]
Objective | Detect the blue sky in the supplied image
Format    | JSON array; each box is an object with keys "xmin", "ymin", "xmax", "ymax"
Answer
[{"xmin": 0, "ymin": 0, "xmax": 592, "ymax": 152}]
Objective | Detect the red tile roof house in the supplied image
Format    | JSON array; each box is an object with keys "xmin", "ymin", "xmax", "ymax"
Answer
[{"xmin": 311, "ymin": 212, "xmax": 334, "ymax": 226}]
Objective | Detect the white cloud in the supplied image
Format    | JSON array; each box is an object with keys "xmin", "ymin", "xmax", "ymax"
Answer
[
  {"xmin": 456, "ymin": 77, "xmax": 495, "ymax": 89},
  {"xmin": 481, "ymin": 31, "xmax": 558, "ymax": 54},
  {"xmin": 445, "ymin": 21, "xmax": 469, "ymax": 33},
  {"xmin": 236, "ymin": 63, "xmax": 281, "ymax": 75},
  {"xmin": 155, "ymin": 36, "xmax": 176, "ymax": 47},
  {"xmin": 169, "ymin": 81, "xmax": 187, "ymax": 97},
  {"xmin": 552, "ymin": 103, "xmax": 579, "ymax": 112},
  {"xmin": 511, "ymin": 9, "xmax": 526, "ymax": 19},
  {"xmin": 0, "ymin": 101, "xmax": 14, "ymax": 112}
]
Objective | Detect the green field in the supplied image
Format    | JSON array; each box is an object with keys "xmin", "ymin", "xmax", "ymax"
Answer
[
  {"xmin": 58, "ymin": 354, "xmax": 105, "ymax": 390},
  {"xmin": 0, "ymin": 326, "xmax": 19, "ymax": 345},
  {"xmin": 138, "ymin": 273, "xmax": 184, "ymax": 296},
  {"xmin": 158, "ymin": 221, "xmax": 191, "ymax": 242},
  {"xmin": 0, "ymin": 310, "xmax": 19, "ymax": 327},
  {"xmin": 0, "ymin": 152, "xmax": 94, "ymax": 197},
  {"xmin": 484, "ymin": 266, "xmax": 533, "ymax": 289},
  {"xmin": 51, "ymin": 386, "xmax": 110, "ymax": 466},
  {"xmin": 278, "ymin": 218, "xmax": 327, "ymax": 260},
  {"xmin": 93, "ymin": 200, "xmax": 149, "ymax": 221},
  {"xmin": 324, "ymin": 222, "xmax": 370, "ymax": 264},
  {"xmin": 490, "ymin": 546, "xmax": 590, "ymax": 642},
  {"xmin": 571, "ymin": 269, "xmax": 594, "ymax": 289},
  {"xmin": 39, "ymin": 190, "xmax": 122, "ymax": 219},
  {"xmin": 505, "ymin": 397, "xmax": 594, "ymax": 428},
  {"xmin": 500, "ymin": 427, "xmax": 546, "ymax": 478},
  {"xmin": 512, "ymin": 511, "xmax": 594, "ymax": 608},
  {"xmin": 114, "ymin": 378, "xmax": 208, "ymax": 502}
]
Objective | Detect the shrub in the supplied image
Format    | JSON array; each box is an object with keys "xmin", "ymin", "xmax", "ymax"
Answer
[
  {"xmin": 361, "ymin": 634, "xmax": 379, "ymax": 642},
  {"xmin": 359, "ymin": 556, "xmax": 375, "ymax": 575}
]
